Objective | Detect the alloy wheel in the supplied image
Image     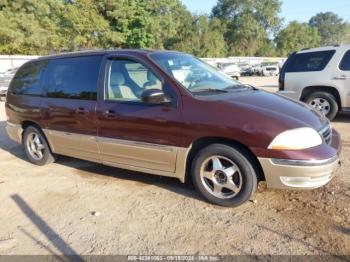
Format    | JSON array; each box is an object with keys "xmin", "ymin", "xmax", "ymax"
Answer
[
  {"xmin": 26, "ymin": 132, "xmax": 45, "ymax": 161},
  {"xmin": 199, "ymin": 155, "xmax": 243, "ymax": 199}
]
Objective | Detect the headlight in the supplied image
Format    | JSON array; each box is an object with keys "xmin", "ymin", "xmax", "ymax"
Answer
[{"xmin": 268, "ymin": 127, "xmax": 322, "ymax": 150}]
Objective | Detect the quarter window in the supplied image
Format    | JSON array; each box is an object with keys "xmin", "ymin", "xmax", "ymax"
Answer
[
  {"xmin": 9, "ymin": 60, "xmax": 48, "ymax": 96},
  {"xmin": 106, "ymin": 59, "xmax": 162, "ymax": 102},
  {"xmin": 339, "ymin": 50, "xmax": 350, "ymax": 71},
  {"xmin": 285, "ymin": 50, "xmax": 336, "ymax": 73},
  {"xmin": 46, "ymin": 56, "xmax": 102, "ymax": 100}
]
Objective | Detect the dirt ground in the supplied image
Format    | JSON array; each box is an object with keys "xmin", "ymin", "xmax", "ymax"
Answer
[{"xmin": 0, "ymin": 77, "xmax": 349, "ymax": 256}]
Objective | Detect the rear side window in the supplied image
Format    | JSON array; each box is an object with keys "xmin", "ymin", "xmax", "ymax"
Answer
[
  {"xmin": 285, "ymin": 50, "xmax": 335, "ymax": 73},
  {"xmin": 9, "ymin": 60, "xmax": 48, "ymax": 95},
  {"xmin": 339, "ymin": 50, "xmax": 350, "ymax": 71},
  {"xmin": 46, "ymin": 56, "xmax": 102, "ymax": 100}
]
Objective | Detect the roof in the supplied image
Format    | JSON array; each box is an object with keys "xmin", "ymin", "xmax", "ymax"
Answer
[
  {"xmin": 35, "ymin": 49, "xmax": 183, "ymax": 61},
  {"xmin": 298, "ymin": 45, "xmax": 350, "ymax": 54}
]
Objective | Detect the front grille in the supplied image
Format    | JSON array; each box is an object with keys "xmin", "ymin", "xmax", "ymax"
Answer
[{"xmin": 319, "ymin": 124, "xmax": 332, "ymax": 145}]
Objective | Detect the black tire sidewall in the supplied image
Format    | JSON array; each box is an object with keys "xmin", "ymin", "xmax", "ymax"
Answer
[
  {"xmin": 23, "ymin": 126, "xmax": 55, "ymax": 166},
  {"xmin": 305, "ymin": 92, "xmax": 338, "ymax": 121},
  {"xmin": 191, "ymin": 144, "xmax": 257, "ymax": 207}
]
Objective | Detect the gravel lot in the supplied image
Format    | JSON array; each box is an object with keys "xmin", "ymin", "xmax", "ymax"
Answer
[{"xmin": 0, "ymin": 77, "xmax": 349, "ymax": 256}]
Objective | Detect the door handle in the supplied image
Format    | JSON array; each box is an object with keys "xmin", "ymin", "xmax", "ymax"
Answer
[
  {"xmin": 334, "ymin": 75, "xmax": 349, "ymax": 80},
  {"xmin": 103, "ymin": 110, "xmax": 118, "ymax": 118},
  {"xmin": 75, "ymin": 107, "xmax": 90, "ymax": 114}
]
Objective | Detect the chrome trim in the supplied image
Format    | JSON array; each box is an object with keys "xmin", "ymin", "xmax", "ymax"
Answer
[
  {"xmin": 318, "ymin": 123, "xmax": 332, "ymax": 145},
  {"xmin": 97, "ymin": 137, "xmax": 176, "ymax": 152},
  {"xmin": 271, "ymin": 155, "xmax": 339, "ymax": 167}
]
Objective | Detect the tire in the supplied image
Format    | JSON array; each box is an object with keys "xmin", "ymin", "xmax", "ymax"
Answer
[
  {"xmin": 191, "ymin": 144, "xmax": 257, "ymax": 207},
  {"xmin": 23, "ymin": 126, "xmax": 56, "ymax": 166},
  {"xmin": 304, "ymin": 92, "xmax": 338, "ymax": 121}
]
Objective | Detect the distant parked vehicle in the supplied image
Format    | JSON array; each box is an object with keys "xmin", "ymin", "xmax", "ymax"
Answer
[
  {"xmin": 0, "ymin": 67, "xmax": 17, "ymax": 78},
  {"xmin": 218, "ymin": 63, "xmax": 241, "ymax": 80},
  {"xmin": 241, "ymin": 66, "xmax": 254, "ymax": 76},
  {"xmin": 0, "ymin": 68, "xmax": 17, "ymax": 100},
  {"xmin": 262, "ymin": 65, "xmax": 279, "ymax": 76},
  {"xmin": 278, "ymin": 45, "xmax": 350, "ymax": 120},
  {"xmin": 0, "ymin": 85, "xmax": 7, "ymax": 100}
]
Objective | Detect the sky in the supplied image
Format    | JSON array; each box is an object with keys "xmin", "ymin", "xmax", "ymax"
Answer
[{"xmin": 181, "ymin": 0, "xmax": 350, "ymax": 24}]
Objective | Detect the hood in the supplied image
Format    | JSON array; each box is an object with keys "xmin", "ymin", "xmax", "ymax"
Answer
[{"xmin": 197, "ymin": 89, "xmax": 328, "ymax": 131}]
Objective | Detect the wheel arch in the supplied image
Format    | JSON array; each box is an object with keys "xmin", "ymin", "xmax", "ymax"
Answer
[
  {"xmin": 301, "ymin": 86, "xmax": 342, "ymax": 109},
  {"xmin": 21, "ymin": 120, "xmax": 42, "ymax": 130},
  {"xmin": 21, "ymin": 121, "xmax": 53, "ymax": 151},
  {"xmin": 185, "ymin": 137, "xmax": 265, "ymax": 183}
]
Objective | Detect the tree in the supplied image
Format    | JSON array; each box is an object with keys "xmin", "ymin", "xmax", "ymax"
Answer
[
  {"xmin": 196, "ymin": 16, "xmax": 227, "ymax": 57},
  {"xmin": 95, "ymin": 0, "xmax": 191, "ymax": 49},
  {"xmin": 0, "ymin": 0, "xmax": 64, "ymax": 54},
  {"xmin": 165, "ymin": 15, "xmax": 227, "ymax": 57},
  {"xmin": 346, "ymin": 24, "xmax": 350, "ymax": 44},
  {"xmin": 61, "ymin": 0, "xmax": 122, "ymax": 50},
  {"xmin": 275, "ymin": 21, "xmax": 320, "ymax": 56},
  {"xmin": 309, "ymin": 12, "xmax": 347, "ymax": 45},
  {"xmin": 212, "ymin": 0, "xmax": 282, "ymax": 56}
]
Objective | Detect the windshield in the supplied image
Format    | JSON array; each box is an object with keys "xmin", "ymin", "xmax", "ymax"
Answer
[{"xmin": 149, "ymin": 53, "xmax": 245, "ymax": 94}]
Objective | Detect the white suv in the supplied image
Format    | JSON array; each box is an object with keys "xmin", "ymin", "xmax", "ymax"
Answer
[{"xmin": 278, "ymin": 45, "xmax": 350, "ymax": 120}]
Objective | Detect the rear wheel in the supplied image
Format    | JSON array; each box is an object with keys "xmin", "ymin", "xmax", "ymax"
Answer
[
  {"xmin": 191, "ymin": 144, "xmax": 257, "ymax": 207},
  {"xmin": 305, "ymin": 92, "xmax": 338, "ymax": 120},
  {"xmin": 23, "ymin": 126, "xmax": 56, "ymax": 166}
]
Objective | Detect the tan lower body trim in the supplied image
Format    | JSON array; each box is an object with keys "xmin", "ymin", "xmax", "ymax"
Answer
[
  {"xmin": 6, "ymin": 122, "xmax": 23, "ymax": 144},
  {"xmin": 43, "ymin": 129, "xmax": 100, "ymax": 162},
  {"xmin": 42, "ymin": 129, "xmax": 189, "ymax": 183}
]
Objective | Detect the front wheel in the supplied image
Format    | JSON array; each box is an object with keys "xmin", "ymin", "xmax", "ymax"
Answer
[
  {"xmin": 191, "ymin": 144, "xmax": 257, "ymax": 207},
  {"xmin": 305, "ymin": 92, "xmax": 338, "ymax": 121}
]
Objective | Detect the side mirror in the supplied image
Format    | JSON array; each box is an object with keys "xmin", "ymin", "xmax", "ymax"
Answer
[{"xmin": 141, "ymin": 89, "xmax": 169, "ymax": 104}]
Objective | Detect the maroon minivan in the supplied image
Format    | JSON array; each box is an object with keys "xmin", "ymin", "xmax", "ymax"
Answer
[{"xmin": 5, "ymin": 50, "xmax": 341, "ymax": 207}]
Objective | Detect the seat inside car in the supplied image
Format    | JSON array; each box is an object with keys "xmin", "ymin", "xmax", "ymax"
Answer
[
  {"xmin": 143, "ymin": 70, "xmax": 162, "ymax": 90},
  {"xmin": 108, "ymin": 71, "xmax": 137, "ymax": 100}
]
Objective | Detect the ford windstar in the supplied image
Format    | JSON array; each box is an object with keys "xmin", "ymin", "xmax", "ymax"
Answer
[{"xmin": 5, "ymin": 50, "xmax": 341, "ymax": 206}]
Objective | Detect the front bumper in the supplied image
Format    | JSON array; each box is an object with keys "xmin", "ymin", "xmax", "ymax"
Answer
[
  {"xmin": 259, "ymin": 128, "xmax": 341, "ymax": 190},
  {"xmin": 258, "ymin": 156, "xmax": 340, "ymax": 189}
]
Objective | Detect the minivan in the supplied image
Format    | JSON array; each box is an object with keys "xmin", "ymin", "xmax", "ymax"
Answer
[
  {"xmin": 5, "ymin": 50, "xmax": 341, "ymax": 207},
  {"xmin": 279, "ymin": 45, "xmax": 350, "ymax": 120}
]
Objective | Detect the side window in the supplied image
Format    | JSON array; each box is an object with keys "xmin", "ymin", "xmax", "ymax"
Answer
[
  {"xmin": 9, "ymin": 60, "xmax": 48, "ymax": 95},
  {"xmin": 46, "ymin": 56, "xmax": 102, "ymax": 100},
  {"xmin": 286, "ymin": 50, "xmax": 336, "ymax": 73},
  {"xmin": 106, "ymin": 59, "xmax": 162, "ymax": 102},
  {"xmin": 340, "ymin": 50, "xmax": 350, "ymax": 71}
]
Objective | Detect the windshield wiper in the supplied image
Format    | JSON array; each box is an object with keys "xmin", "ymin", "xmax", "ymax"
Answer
[
  {"xmin": 224, "ymin": 84, "xmax": 257, "ymax": 90},
  {"xmin": 191, "ymin": 88, "xmax": 228, "ymax": 93}
]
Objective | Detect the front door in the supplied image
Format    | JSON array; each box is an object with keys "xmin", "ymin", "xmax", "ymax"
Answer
[
  {"xmin": 96, "ymin": 57, "xmax": 183, "ymax": 173},
  {"xmin": 43, "ymin": 55, "xmax": 102, "ymax": 162}
]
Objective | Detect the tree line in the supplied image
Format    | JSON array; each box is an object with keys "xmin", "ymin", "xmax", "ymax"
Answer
[{"xmin": 0, "ymin": 0, "xmax": 349, "ymax": 57}]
